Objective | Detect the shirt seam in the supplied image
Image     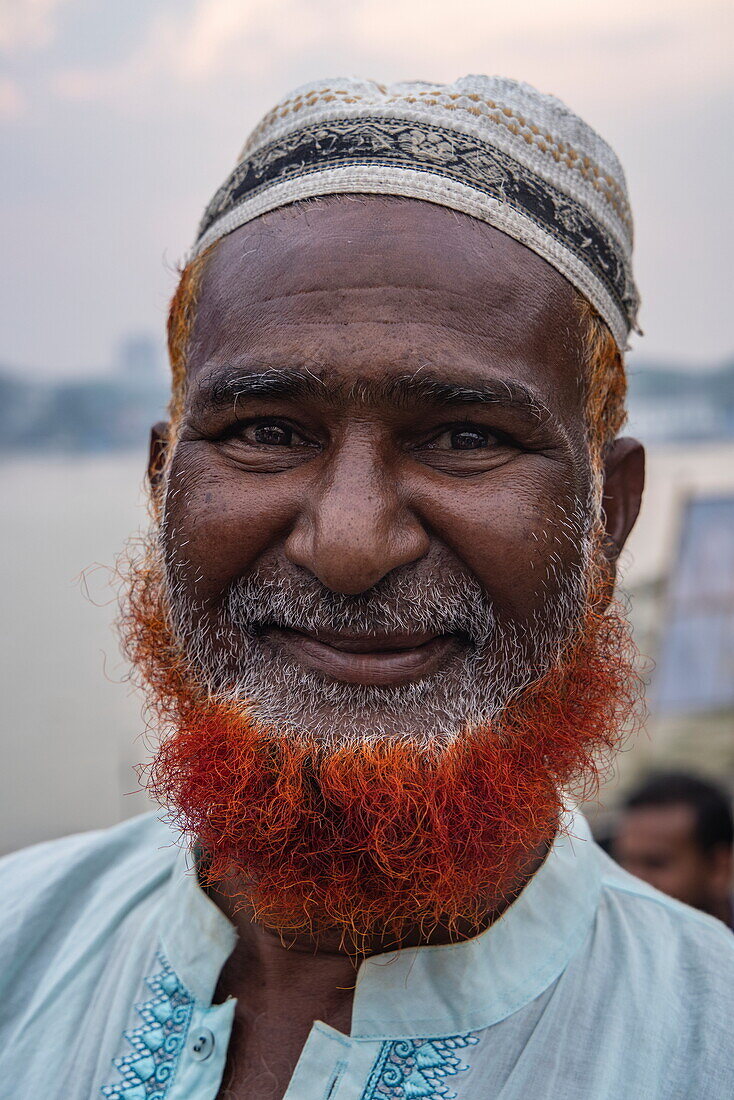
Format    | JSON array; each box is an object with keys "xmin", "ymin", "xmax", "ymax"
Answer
[
  {"xmin": 313, "ymin": 1021, "xmax": 352, "ymax": 1049},
  {"xmin": 602, "ymin": 879, "xmax": 727, "ymax": 929}
]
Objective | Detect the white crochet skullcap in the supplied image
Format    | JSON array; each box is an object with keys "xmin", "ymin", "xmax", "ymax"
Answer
[{"xmin": 194, "ymin": 75, "xmax": 639, "ymax": 350}]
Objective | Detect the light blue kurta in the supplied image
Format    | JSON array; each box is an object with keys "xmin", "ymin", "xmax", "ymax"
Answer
[{"xmin": 1, "ymin": 808, "xmax": 733, "ymax": 1099}]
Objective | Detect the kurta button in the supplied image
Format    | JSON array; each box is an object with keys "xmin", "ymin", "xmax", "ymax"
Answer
[{"xmin": 189, "ymin": 1027, "xmax": 215, "ymax": 1061}]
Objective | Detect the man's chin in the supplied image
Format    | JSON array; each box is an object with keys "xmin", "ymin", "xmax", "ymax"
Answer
[
  {"xmin": 193, "ymin": 633, "xmax": 518, "ymax": 748},
  {"xmin": 205, "ymin": 661, "xmax": 493, "ymax": 747},
  {"xmin": 240, "ymin": 700, "xmax": 461, "ymax": 747}
]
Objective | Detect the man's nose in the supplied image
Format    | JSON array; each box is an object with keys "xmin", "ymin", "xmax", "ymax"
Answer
[{"xmin": 284, "ymin": 439, "xmax": 429, "ymax": 594}]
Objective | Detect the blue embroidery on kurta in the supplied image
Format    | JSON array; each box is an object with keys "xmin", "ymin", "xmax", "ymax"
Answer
[
  {"xmin": 363, "ymin": 1034, "xmax": 479, "ymax": 1099},
  {"xmin": 101, "ymin": 952, "xmax": 194, "ymax": 1100}
]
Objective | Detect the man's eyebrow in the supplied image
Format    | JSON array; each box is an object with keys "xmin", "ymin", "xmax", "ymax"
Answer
[
  {"xmin": 196, "ymin": 367, "xmax": 327, "ymax": 410},
  {"xmin": 194, "ymin": 366, "xmax": 550, "ymax": 421},
  {"xmin": 371, "ymin": 373, "xmax": 547, "ymax": 419}
]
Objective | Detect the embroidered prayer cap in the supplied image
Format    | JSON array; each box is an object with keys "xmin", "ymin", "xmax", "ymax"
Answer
[{"xmin": 193, "ymin": 75, "xmax": 640, "ymax": 351}]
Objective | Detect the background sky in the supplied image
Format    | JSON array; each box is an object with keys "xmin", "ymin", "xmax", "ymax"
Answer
[{"xmin": 1, "ymin": 0, "xmax": 732, "ymax": 376}]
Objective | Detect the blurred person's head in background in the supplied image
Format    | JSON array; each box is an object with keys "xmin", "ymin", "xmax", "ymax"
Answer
[{"xmin": 614, "ymin": 771, "xmax": 733, "ymax": 925}]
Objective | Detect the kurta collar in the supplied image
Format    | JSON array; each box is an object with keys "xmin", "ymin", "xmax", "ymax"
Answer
[
  {"xmin": 350, "ymin": 808, "xmax": 601, "ymax": 1039},
  {"xmin": 159, "ymin": 842, "xmax": 237, "ymax": 1005}
]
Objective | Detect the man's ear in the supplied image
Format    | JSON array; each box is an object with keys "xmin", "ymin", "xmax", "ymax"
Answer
[
  {"xmin": 600, "ymin": 436, "xmax": 645, "ymax": 577},
  {"xmin": 148, "ymin": 421, "xmax": 170, "ymax": 494}
]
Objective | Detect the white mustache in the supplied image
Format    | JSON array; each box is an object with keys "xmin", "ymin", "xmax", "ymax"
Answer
[{"xmin": 223, "ymin": 563, "xmax": 497, "ymax": 648}]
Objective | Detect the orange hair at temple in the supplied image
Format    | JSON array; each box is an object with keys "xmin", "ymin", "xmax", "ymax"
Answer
[{"xmin": 576, "ymin": 295, "xmax": 628, "ymax": 464}]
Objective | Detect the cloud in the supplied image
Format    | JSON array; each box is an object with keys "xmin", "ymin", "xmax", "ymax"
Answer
[
  {"xmin": 0, "ymin": 76, "xmax": 25, "ymax": 120},
  {"xmin": 0, "ymin": 0, "xmax": 69, "ymax": 53},
  {"xmin": 345, "ymin": 0, "xmax": 732, "ymax": 100},
  {"xmin": 174, "ymin": 0, "xmax": 317, "ymax": 81},
  {"xmin": 51, "ymin": 0, "xmax": 732, "ymax": 116},
  {"xmin": 54, "ymin": 0, "xmax": 328, "ymax": 107}
]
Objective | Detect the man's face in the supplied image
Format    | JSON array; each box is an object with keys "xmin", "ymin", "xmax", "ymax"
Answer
[
  {"xmin": 160, "ymin": 198, "xmax": 595, "ymax": 744},
  {"xmin": 614, "ymin": 805, "xmax": 729, "ymax": 912},
  {"xmin": 130, "ymin": 196, "xmax": 641, "ymax": 939}
]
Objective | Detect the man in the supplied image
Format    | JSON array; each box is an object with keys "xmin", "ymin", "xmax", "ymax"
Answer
[
  {"xmin": 614, "ymin": 770, "xmax": 734, "ymax": 926},
  {"xmin": 2, "ymin": 75, "xmax": 733, "ymax": 1099}
]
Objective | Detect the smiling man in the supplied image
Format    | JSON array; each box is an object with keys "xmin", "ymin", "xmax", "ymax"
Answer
[{"xmin": 2, "ymin": 76, "xmax": 734, "ymax": 1100}]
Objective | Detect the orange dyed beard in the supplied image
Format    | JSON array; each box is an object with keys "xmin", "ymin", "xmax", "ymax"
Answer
[{"xmin": 120, "ymin": 531, "xmax": 639, "ymax": 948}]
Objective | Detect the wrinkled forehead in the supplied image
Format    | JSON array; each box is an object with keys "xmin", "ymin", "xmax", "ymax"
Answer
[{"xmin": 187, "ymin": 197, "xmax": 586, "ymax": 419}]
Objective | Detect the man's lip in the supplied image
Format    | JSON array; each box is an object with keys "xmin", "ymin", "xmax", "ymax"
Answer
[
  {"xmin": 261, "ymin": 627, "xmax": 464, "ymax": 686},
  {"xmin": 284, "ymin": 627, "xmax": 440, "ymax": 653}
]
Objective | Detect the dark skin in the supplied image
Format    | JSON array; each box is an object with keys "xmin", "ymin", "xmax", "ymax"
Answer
[
  {"xmin": 149, "ymin": 197, "xmax": 645, "ymax": 1099},
  {"xmin": 614, "ymin": 804, "xmax": 733, "ymax": 922}
]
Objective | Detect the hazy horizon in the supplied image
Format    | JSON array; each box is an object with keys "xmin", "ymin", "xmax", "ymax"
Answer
[{"xmin": 1, "ymin": 344, "xmax": 732, "ymax": 384}]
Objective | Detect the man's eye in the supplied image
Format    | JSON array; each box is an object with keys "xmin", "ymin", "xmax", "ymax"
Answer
[
  {"xmin": 428, "ymin": 427, "xmax": 499, "ymax": 450},
  {"xmin": 449, "ymin": 428, "xmax": 491, "ymax": 450},
  {"xmin": 240, "ymin": 421, "xmax": 300, "ymax": 446}
]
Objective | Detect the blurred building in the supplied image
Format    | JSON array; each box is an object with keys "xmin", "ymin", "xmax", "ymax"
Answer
[
  {"xmin": 654, "ymin": 496, "xmax": 734, "ymax": 715},
  {"xmin": 0, "ymin": 334, "xmax": 168, "ymax": 455},
  {"xmin": 639, "ymin": 495, "xmax": 734, "ymax": 783},
  {"xmin": 626, "ymin": 360, "xmax": 734, "ymax": 444},
  {"xmin": 592, "ymin": 465, "xmax": 734, "ymax": 836},
  {"xmin": 116, "ymin": 335, "xmax": 164, "ymax": 381}
]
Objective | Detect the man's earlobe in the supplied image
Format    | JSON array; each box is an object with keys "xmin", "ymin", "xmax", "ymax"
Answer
[
  {"xmin": 601, "ymin": 436, "xmax": 645, "ymax": 564},
  {"xmin": 148, "ymin": 421, "xmax": 170, "ymax": 492}
]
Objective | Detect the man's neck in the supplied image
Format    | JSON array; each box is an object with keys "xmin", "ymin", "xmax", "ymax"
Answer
[{"xmin": 210, "ymin": 908, "xmax": 356, "ymax": 1100}]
